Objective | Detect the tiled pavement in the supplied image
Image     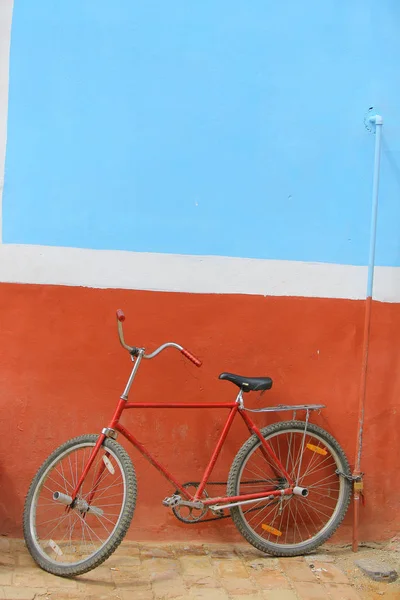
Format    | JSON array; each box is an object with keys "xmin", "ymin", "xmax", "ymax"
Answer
[{"xmin": 0, "ymin": 537, "xmax": 398, "ymax": 600}]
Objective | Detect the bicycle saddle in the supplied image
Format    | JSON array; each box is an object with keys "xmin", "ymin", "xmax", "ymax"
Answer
[{"xmin": 219, "ymin": 373, "xmax": 273, "ymax": 393}]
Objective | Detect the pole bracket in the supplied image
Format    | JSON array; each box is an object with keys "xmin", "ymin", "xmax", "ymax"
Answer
[{"xmin": 335, "ymin": 470, "xmax": 364, "ymax": 483}]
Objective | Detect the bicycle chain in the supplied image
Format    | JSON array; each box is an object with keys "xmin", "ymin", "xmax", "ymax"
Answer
[
  {"xmin": 172, "ymin": 480, "xmax": 281, "ymax": 524},
  {"xmin": 173, "ymin": 469, "xmax": 345, "ymax": 524}
]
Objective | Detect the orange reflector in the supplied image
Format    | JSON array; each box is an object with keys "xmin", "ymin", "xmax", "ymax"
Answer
[
  {"xmin": 306, "ymin": 443, "xmax": 327, "ymax": 456},
  {"xmin": 262, "ymin": 524, "xmax": 283, "ymax": 537}
]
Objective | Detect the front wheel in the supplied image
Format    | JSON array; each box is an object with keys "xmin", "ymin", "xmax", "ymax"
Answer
[
  {"xmin": 23, "ymin": 434, "xmax": 137, "ymax": 576},
  {"xmin": 227, "ymin": 421, "xmax": 351, "ymax": 556}
]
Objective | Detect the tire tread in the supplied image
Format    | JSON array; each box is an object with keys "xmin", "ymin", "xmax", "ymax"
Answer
[
  {"xmin": 23, "ymin": 434, "xmax": 137, "ymax": 576},
  {"xmin": 227, "ymin": 420, "xmax": 352, "ymax": 557}
]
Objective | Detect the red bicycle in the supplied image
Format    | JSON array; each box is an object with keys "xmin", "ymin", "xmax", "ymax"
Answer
[{"xmin": 23, "ymin": 310, "xmax": 352, "ymax": 576}]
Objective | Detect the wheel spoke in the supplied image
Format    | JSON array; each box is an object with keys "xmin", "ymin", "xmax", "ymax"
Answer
[
  {"xmin": 233, "ymin": 424, "xmax": 349, "ymax": 551},
  {"xmin": 26, "ymin": 438, "xmax": 133, "ymax": 575}
]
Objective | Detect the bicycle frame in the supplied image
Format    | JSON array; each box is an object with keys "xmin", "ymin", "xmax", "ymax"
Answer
[{"xmin": 70, "ymin": 312, "xmax": 317, "ymax": 510}]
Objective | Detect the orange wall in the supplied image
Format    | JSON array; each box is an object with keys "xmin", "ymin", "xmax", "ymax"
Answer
[{"xmin": 0, "ymin": 283, "xmax": 399, "ymax": 543}]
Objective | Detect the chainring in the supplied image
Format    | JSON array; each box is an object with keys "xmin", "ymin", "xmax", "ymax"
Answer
[{"xmin": 172, "ymin": 483, "xmax": 209, "ymax": 524}]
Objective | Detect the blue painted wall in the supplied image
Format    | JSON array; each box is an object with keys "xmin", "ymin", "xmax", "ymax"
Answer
[{"xmin": 3, "ymin": 0, "xmax": 400, "ymax": 265}]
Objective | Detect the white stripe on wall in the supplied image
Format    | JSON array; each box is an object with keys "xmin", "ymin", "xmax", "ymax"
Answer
[
  {"xmin": 0, "ymin": 0, "xmax": 13, "ymax": 244},
  {"xmin": 0, "ymin": 243, "xmax": 399, "ymax": 302}
]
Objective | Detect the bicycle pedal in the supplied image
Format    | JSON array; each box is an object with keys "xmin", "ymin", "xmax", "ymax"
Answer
[
  {"xmin": 162, "ymin": 494, "xmax": 181, "ymax": 507},
  {"xmin": 210, "ymin": 508, "xmax": 224, "ymax": 517}
]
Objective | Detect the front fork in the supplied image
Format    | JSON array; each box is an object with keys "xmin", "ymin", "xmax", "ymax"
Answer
[
  {"xmin": 70, "ymin": 394, "xmax": 128, "ymax": 501},
  {"xmin": 85, "ymin": 450, "xmax": 109, "ymax": 507},
  {"xmin": 66, "ymin": 353, "xmax": 142, "ymax": 509},
  {"xmin": 70, "ymin": 433, "xmax": 106, "ymax": 504}
]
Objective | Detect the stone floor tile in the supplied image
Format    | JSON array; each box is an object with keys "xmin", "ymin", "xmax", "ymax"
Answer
[
  {"xmin": 141, "ymin": 546, "xmax": 173, "ymax": 559},
  {"xmin": 42, "ymin": 573, "xmax": 79, "ymax": 589},
  {"xmin": 1, "ymin": 587, "xmax": 46, "ymax": 600},
  {"xmin": 293, "ymin": 581, "xmax": 327, "ymax": 600},
  {"xmin": 305, "ymin": 554, "xmax": 335, "ymax": 564},
  {"xmin": 152, "ymin": 577, "xmax": 187, "ymax": 599},
  {"xmin": 279, "ymin": 556, "xmax": 304, "ymax": 563},
  {"xmin": 231, "ymin": 596, "xmax": 263, "ymax": 600},
  {"xmin": 251, "ymin": 570, "xmax": 290, "ymax": 590},
  {"xmin": 310, "ymin": 561, "xmax": 349, "ymax": 584},
  {"xmin": 13, "ymin": 567, "xmax": 53, "ymax": 588},
  {"xmin": 0, "ymin": 569, "xmax": 11, "ymax": 587},
  {"xmin": 112, "ymin": 542, "xmax": 141, "ymax": 557},
  {"xmin": 180, "ymin": 555, "xmax": 214, "ymax": 576},
  {"xmin": 148, "ymin": 569, "xmax": 179, "ymax": 584},
  {"xmin": 77, "ymin": 571, "xmax": 116, "ymax": 596},
  {"xmin": 77, "ymin": 565, "xmax": 114, "ymax": 584},
  {"xmin": 82, "ymin": 564, "xmax": 114, "ymax": 579},
  {"xmin": 0, "ymin": 538, "xmax": 11, "ymax": 553},
  {"xmin": 5, "ymin": 539, "xmax": 400, "ymax": 600},
  {"xmin": 183, "ymin": 575, "xmax": 221, "ymax": 588},
  {"xmin": 262, "ymin": 591, "xmax": 298, "ymax": 600},
  {"xmin": 142, "ymin": 557, "xmax": 180, "ymax": 575},
  {"xmin": 188, "ymin": 588, "xmax": 230, "ymax": 599},
  {"xmin": 281, "ymin": 560, "xmax": 316, "ymax": 583},
  {"xmin": 245, "ymin": 557, "xmax": 278, "ymax": 571},
  {"xmin": 234, "ymin": 545, "xmax": 266, "ymax": 559},
  {"xmin": 119, "ymin": 589, "xmax": 154, "ymax": 600},
  {"xmin": 204, "ymin": 544, "xmax": 237, "ymax": 559},
  {"xmin": 16, "ymin": 553, "xmax": 36, "ymax": 568},
  {"xmin": 45, "ymin": 595, "xmax": 82, "ymax": 600},
  {"xmin": 174, "ymin": 544, "xmax": 207, "ymax": 557},
  {"xmin": 215, "ymin": 559, "xmax": 249, "ymax": 579},
  {"xmin": 110, "ymin": 566, "xmax": 147, "ymax": 588},
  {"xmin": 107, "ymin": 553, "xmax": 141, "ymax": 568},
  {"xmin": 81, "ymin": 594, "xmax": 119, "ymax": 600},
  {"xmin": 10, "ymin": 539, "xmax": 26, "ymax": 552},
  {"xmin": 77, "ymin": 582, "xmax": 116, "ymax": 596},
  {"xmin": 220, "ymin": 576, "xmax": 259, "ymax": 595},
  {"xmin": 323, "ymin": 583, "xmax": 362, "ymax": 599},
  {"xmin": 0, "ymin": 554, "xmax": 15, "ymax": 568}
]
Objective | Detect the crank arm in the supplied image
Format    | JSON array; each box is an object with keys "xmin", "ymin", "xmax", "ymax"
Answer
[
  {"xmin": 163, "ymin": 494, "xmax": 204, "ymax": 510},
  {"xmin": 209, "ymin": 486, "xmax": 307, "ymax": 512},
  {"xmin": 210, "ymin": 494, "xmax": 278, "ymax": 511},
  {"xmin": 179, "ymin": 499, "xmax": 204, "ymax": 509}
]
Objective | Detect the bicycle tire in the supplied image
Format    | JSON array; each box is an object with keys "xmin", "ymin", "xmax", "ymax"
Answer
[
  {"xmin": 227, "ymin": 420, "xmax": 351, "ymax": 556},
  {"xmin": 23, "ymin": 434, "xmax": 137, "ymax": 576}
]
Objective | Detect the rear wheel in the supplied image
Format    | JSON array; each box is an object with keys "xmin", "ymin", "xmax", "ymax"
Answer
[
  {"xmin": 23, "ymin": 434, "xmax": 137, "ymax": 576},
  {"xmin": 227, "ymin": 421, "xmax": 351, "ymax": 556}
]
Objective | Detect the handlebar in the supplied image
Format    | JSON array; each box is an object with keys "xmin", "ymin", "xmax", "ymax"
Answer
[
  {"xmin": 116, "ymin": 309, "xmax": 125, "ymax": 322},
  {"xmin": 115, "ymin": 309, "xmax": 202, "ymax": 367},
  {"xmin": 181, "ymin": 348, "xmax": 202, "ymax": 367}
]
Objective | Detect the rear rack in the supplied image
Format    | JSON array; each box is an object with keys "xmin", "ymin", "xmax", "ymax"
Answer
[{"xmin": 243, "ymin": 403, "xmax": 325, "ymax": 414}]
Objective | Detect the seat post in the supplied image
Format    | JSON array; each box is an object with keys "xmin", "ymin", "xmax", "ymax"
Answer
[{"xmin": 235, "ymin": 389, "xmax": 244, "ymax": 409}]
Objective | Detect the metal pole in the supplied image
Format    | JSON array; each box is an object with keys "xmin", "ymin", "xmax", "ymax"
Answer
[{"xmin": 352, "ymin": 114, "xmax": 383, "ymax": 552}]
